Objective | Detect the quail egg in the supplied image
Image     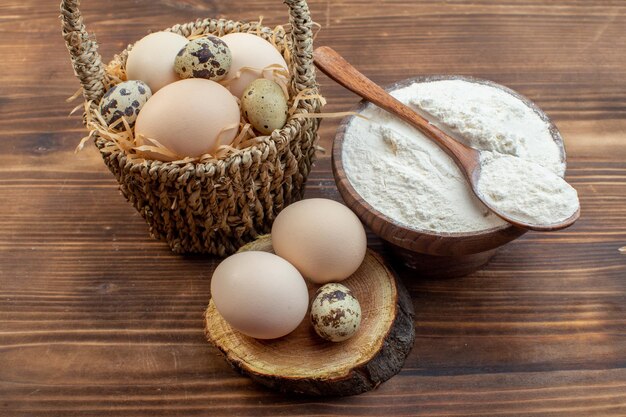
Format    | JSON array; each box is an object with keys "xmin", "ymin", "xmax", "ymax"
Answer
[
  {"xmin": 310, "ymin": 283, "xmax": 362, "ymax": 342},
  {"xmin": 99, "ymin": 80, "xmax": 152, "ymax": 128},
  {"xmin": 241, "ymin": 79, "xmax": 288, "ymax": 134},
  {"xmin": 174, "ymin": 36, "xmax": 232, "ymax": 81}
]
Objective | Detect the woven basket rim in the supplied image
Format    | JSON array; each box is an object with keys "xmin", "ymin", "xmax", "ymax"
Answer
[{"xmin": 92, "ymin": 17, "xmax": 319, "ymax": 173}]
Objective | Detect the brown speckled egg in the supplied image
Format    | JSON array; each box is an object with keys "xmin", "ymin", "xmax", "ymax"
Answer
[
  {"xmin": 174, "ymin": 36, "xmax": 232, "ymax": 81},
  {"xmin": 310, "ymin": 283, "xmax": 361, "ymax": 342},
  {"xmin": 241, "ymin": 79, "xmax": 288, "ymax": 135},
  {"xmin": 99, "ymin": 80, "xmax": 152, "ymax": 128}
]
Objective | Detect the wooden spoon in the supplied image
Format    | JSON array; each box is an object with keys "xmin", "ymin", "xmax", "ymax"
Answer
[{"xmin": 313, "ymin": 46, "xmax": 580, "ymax": 231}]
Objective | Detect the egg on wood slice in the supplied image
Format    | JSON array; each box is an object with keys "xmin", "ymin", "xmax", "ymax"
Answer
[
  {"xmin": 220, "ymin": 32, "xmax": 289, "ymax": 98},
  {"xmin": 210, "ymin": 251, "xmax": 309, "ymax": 340},
  {"xmin": 99, "ymin": 80, "xmax": 152, "ymax": 128},
  {"xmin": 241, "ymin": 79, "xmax": 288, "ymax": 135},
  {"xmin": 174, "ymin": 36, "xmax": 232, "ymax": 81},
  {"xmin": 126, "ymin": 31, "xmax": 188, "ymax": 93},
  {"xmin": 310, "ymin": 283, "xmax": 362, "ymax": 342}
]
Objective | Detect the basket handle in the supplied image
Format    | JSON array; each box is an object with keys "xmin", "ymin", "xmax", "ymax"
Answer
[
  {"xmin": 60, "ymin": 0, "xmax": 317, "ymax": 103},
  {"xmin": 284, "ymin": 0, "xmax": 317, "ymax": 93},
  {"xmin": 60, "ymin": 0, "xmax": 107, "ymax": 104}
]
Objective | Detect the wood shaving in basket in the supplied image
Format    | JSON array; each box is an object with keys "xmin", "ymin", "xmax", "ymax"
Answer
[
  {"xmin": 71, "ymin": 20, "xmax": 366, "ymax": 164},
  {"xmin": 104, "ymin": 59, "xmax": 127, "ymax": 89},
  {"xmin": 79, "ymin": 97, "xmax": 265, "ymax": 165},
  {"xmin": 77, "ymin": 84, "xmax": 362, "ymax": 164},
  {"xmin": 288, "ymin": 88, "xmax": 367, "ymax": 121},
  {"xmin": 220, "ymin": 64, "xmax": 290, "ymax": 99}
]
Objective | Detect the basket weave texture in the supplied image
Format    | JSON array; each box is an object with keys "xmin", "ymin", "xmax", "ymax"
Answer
[{"xmin": 60, "ymin": 0, "xmax": 321, "ymax": 256}]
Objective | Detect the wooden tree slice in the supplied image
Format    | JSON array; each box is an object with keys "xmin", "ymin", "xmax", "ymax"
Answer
[{"xmin": 204, "ymin": 235, "xmax": 415, "ymax": 396}]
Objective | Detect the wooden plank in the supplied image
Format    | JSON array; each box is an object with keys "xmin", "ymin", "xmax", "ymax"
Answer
[{"xmin": 1, "ymin": 0, "xmax": 625, "ymax": 415}]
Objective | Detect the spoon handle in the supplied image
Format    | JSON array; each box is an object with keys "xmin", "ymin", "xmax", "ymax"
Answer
[{"xmin": 313, "ymin": 46, "xmax": 478, "ymax": 173}]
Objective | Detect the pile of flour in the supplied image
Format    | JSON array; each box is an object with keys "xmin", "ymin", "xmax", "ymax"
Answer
[
  {"xmin": 477, "ymin": 151, "xmax": 579, "ymax": 225},
  {"xmin": 342, "ymin": 79, "xmax": 566, "ymax": 233}
]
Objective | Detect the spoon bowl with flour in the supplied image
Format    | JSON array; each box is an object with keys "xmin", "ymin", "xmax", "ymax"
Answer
[
  {"xmin": 313, "ymin": 46, "xmax": 580, "ymax": 231},
  {"xmin": 475, "ymin": 151, "xmax": 580, "ymax": 231}
]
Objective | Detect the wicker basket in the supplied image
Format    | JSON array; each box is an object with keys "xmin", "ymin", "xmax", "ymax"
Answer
[{"xmin": 60, "ymin": 0, "xmax": 321, "ymax": 256}]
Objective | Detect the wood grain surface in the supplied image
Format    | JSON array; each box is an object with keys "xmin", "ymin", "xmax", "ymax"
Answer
[{"xmin": 1, "ymin": 0, "xmax": 625, "ymax": 415}]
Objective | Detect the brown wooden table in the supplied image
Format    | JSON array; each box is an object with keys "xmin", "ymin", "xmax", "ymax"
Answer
[{"xmin": 1, "ymin": 0, "xmax": 625, "ymax": 415}]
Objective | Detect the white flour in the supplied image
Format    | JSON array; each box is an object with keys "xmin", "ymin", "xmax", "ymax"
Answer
[
  {"xmin": 477, "ymin": 151, "xmax": 579, "ymax": 225},
  {"xmin": 342, "ymin": 79, "xmax": 566, "ymax": 233}
]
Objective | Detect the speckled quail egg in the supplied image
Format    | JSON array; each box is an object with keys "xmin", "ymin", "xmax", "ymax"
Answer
[
  {"xmin": 241, "ymin": 79, "xmax": 288, "ymax": 134},
  {"xmin": 310, "ymin": 283, "xmax": 362, "ymax": 342},
  {"xmin": 99, "ymin": 80, "xmax": 152, "ymax": 128},
  {"xmin": 174, "ymin": 36, "xmax": 232, "ymax": 81}
]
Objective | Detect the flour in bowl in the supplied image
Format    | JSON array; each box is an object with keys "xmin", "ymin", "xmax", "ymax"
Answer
[
  {"xmin": 477, "ymin": 151, "xmax": 579, "ymax": 226},
  {"xmin": 342, "ymin": 78, "xmax": 565, "ymax": 233}
]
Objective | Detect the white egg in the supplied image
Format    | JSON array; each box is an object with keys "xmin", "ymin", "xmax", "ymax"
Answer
[
  {"xmin": 271, "ymin": 199, "xmax": 367, "ymax": 284},
  {"xmin": 134, "ymin": 79, "xmax": 240, "ymax": 160},
  {"xmin": 211, "ymin": 251, "xmax": 309, "ymax": 339},
  {"xmin": 126, "ymin": 31, "xmax": 188, "ymax": 93},
  {"xmin": 220, "ymin": 33, "xmax": 289, "ymax": 98}
]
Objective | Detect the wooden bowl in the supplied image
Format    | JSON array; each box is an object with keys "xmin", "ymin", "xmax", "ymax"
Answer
[
  {"xmin": 332, "ymin": 75, "xmax": 566, "ymax": 278},
  {"xmin": 204, "ymin": 235, "xmax": 415, "ymax": 396}
]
